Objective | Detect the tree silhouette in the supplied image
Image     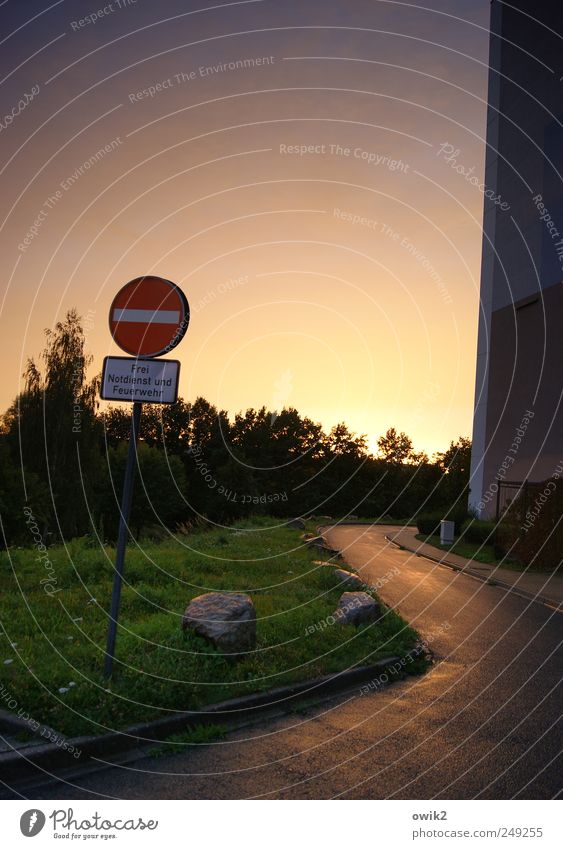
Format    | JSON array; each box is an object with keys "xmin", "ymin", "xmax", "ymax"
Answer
[
  {"xmin": 0, "ymin": 308, "xmax": 473, "ymax": 543},
  {"xmin": 377, "ymin": 427, "xmax": 415, "ymax": 464}
]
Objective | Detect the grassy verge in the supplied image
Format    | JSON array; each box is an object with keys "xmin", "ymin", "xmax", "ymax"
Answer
[
  {"xmin": 147, "ymin": 723, "xmax": 228, "ymax": 758},
  {"xmin": 307, "ymin": 516, "xmax": 414, "ymax": 534},
  {"xmin": 415, "ymin": 533, "xmax": 524, "ymax": 569},
  {"xmin": 0, "ymin": 518, "xmax": 423, "ymax": 738}
]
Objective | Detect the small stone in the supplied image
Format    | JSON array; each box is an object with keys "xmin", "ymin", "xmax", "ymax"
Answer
[
  {"xmin": 182, "ymin": 592, "xmax": 256, "ymax": 655},
  {"xmin": 58, "ymin": 687, "xmax": 69, "ymax": 694},
  {"xmin": 334, "ymin": 592, "xmax": 381, "ymax": 627},
  {"xmin": 333, "ymin": 568, "xmax": 364, "ymax": 590},
  {"xmin": 3, "ymin": 659, "xmax": 13, "ymax": 665},
  {"xmin": 287, "ymin": 518, "xmax": 306, "ymax": 530},
  {"xmin": 304, "ymin": 536, "xmax": 325, "ymax": 548}
]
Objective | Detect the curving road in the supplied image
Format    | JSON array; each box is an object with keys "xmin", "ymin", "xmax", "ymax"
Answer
[{"xmin": 19, "ymin": 524, "xmax": 563, "ymax": 800}]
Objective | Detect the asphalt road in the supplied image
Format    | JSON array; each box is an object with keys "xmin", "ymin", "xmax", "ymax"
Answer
[{"xmin": 14, "ymin": 525, "xmax": 563, "ymax": 800}]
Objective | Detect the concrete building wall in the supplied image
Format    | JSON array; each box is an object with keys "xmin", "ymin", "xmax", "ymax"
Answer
[{"xmin": 469, "ymin": 1, "xmax": 563, "ymax": 518}]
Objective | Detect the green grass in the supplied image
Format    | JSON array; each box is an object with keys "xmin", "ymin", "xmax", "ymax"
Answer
[
  {"xmin": 415, "ymin": 533, "xmax": 522, "ymax": 569},
  {"xmin": 306, "ymin": 516, "xmax": 413, "ymax": 534},
  {"xmin": 147, "ymin": 723, "xmax": 227, "ymax": 757},
  {"xmin": 0, "ymin": 518, "xmax": 422, "ymax": 738}
]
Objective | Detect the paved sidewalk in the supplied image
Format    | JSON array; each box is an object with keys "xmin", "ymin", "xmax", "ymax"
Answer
[{"xmin": 390, "ymin": 526, "xmax": 563, "ymax": 609}]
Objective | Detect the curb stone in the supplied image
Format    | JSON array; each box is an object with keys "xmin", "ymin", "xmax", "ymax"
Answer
[
  {"xmin": 0, "ymin": 656, "xmax": 413, "ymax": 785},
  {"xmin": 0, "ymin": 709, "xmax": 65, "ymax": 748},
  {"xmin": 386, "ymin": 535, "xmax": 562, "ymax": 612}
]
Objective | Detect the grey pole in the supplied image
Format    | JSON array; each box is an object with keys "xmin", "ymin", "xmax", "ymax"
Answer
[{"xmin": 104, "ymin": 401, "xmax": 142, "ymax": 678}]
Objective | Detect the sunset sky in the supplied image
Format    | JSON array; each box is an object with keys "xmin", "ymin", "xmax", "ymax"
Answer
[{"xmin": 0, "ymin": 0, "xmax": 491, "ymax": 456}]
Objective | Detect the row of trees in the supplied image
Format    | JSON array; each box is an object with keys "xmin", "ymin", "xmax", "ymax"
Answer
[{"xmin": 0, "ymin": 311, "xmax": 471, "ymax": 544}]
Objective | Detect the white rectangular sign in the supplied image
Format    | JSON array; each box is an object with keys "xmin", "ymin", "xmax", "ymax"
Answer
[{"xmin": 101, "ymin": 356, "xmax": 180, "ymax": 404}]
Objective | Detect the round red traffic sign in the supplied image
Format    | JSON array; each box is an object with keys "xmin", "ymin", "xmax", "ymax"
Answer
[{"xmin": 109, "ymin": 276, "xmax": 189, "ymax": 358}]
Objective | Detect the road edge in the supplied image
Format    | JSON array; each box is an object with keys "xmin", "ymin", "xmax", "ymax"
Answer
[{"xmin": 385, "ymin": 534, "xmax": 562, "ymax": 612}]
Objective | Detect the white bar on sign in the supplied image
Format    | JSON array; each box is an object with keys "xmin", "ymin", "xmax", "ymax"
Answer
[
  {"xmin": 113, "ymin": 308, "xmax": 180, "ymax": 324},
  {"xmin": 101, "ymin": 357, "xmax": 180, "ymax": 404}
]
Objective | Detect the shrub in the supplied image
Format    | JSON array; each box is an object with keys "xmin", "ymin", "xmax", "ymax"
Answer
[
  {"xmin": 416, "ymin": 513, "xmax": 442, "ymax": 536},
  {"xmin": 417, "ymin": 507, "xmax": 467, "ymax": 537},
  {"xmin": 446, "ymin": 506, "xmax": 468, "ymax": 535},
  {"xmin": 460, "ymin": 519, "xmax": 497, "ymax": 545},
  {"xmin": 496, "ymin": 479, "xmax": 563, "ymax": 571}
]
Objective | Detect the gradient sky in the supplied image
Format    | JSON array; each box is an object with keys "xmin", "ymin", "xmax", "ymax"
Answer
[{"xmin": 0, "ymin": 0, "xmax": 491, "ymax": 456}]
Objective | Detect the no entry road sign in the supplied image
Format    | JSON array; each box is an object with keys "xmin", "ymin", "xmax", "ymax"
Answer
[
  {"xmin": 102, "ymin": 275, "xmax": 190, "ymax": 679},
  {"xmin": 109, "ymin": 276, "xmax": 189, "ymax": 358},
  {"xmin": 101, "ymin": 356, "xmax": 180, "ymax": 404}
]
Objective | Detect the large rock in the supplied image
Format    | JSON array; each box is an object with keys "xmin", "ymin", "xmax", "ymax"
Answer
[
  {"xmin": 334, "ymin": 592, "xmax": 381, "ymax": 627},
  {"xmin": 333, "ymin": 568, "xmax": 364, "ymax": 590},
  {"xmin": 182, "ymin": 593, "xmax": 256, "ymax": 654}
]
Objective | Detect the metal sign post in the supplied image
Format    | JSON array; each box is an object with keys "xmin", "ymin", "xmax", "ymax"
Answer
[
  {"xmin": 104, "ymin": 400, "xmax": 142, "ymax": 678},
  {"xmin": 102, "ymin": 276, "xmax": 190, "ymax": 678}
]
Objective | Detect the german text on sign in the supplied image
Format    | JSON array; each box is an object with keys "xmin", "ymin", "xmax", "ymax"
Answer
[{"xmin": 101, "ymin": 356, "xmax": 180, "ymax": 404}]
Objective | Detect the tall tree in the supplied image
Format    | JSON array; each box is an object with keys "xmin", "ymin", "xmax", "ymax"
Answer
[
  {"xmin": 99, "ymin": 442, "xmax": 187, "ymax": 539},
  {"xmin": 3, "ymin": 310, "xmax": 101, "ymax": 538},
  {"xmin": 377, "ymin": 427, "xmax": 415, "ymax": 464},
  {"xmin": 434, "ymin": 436, "xmax": 472, "ymax": 505}
]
